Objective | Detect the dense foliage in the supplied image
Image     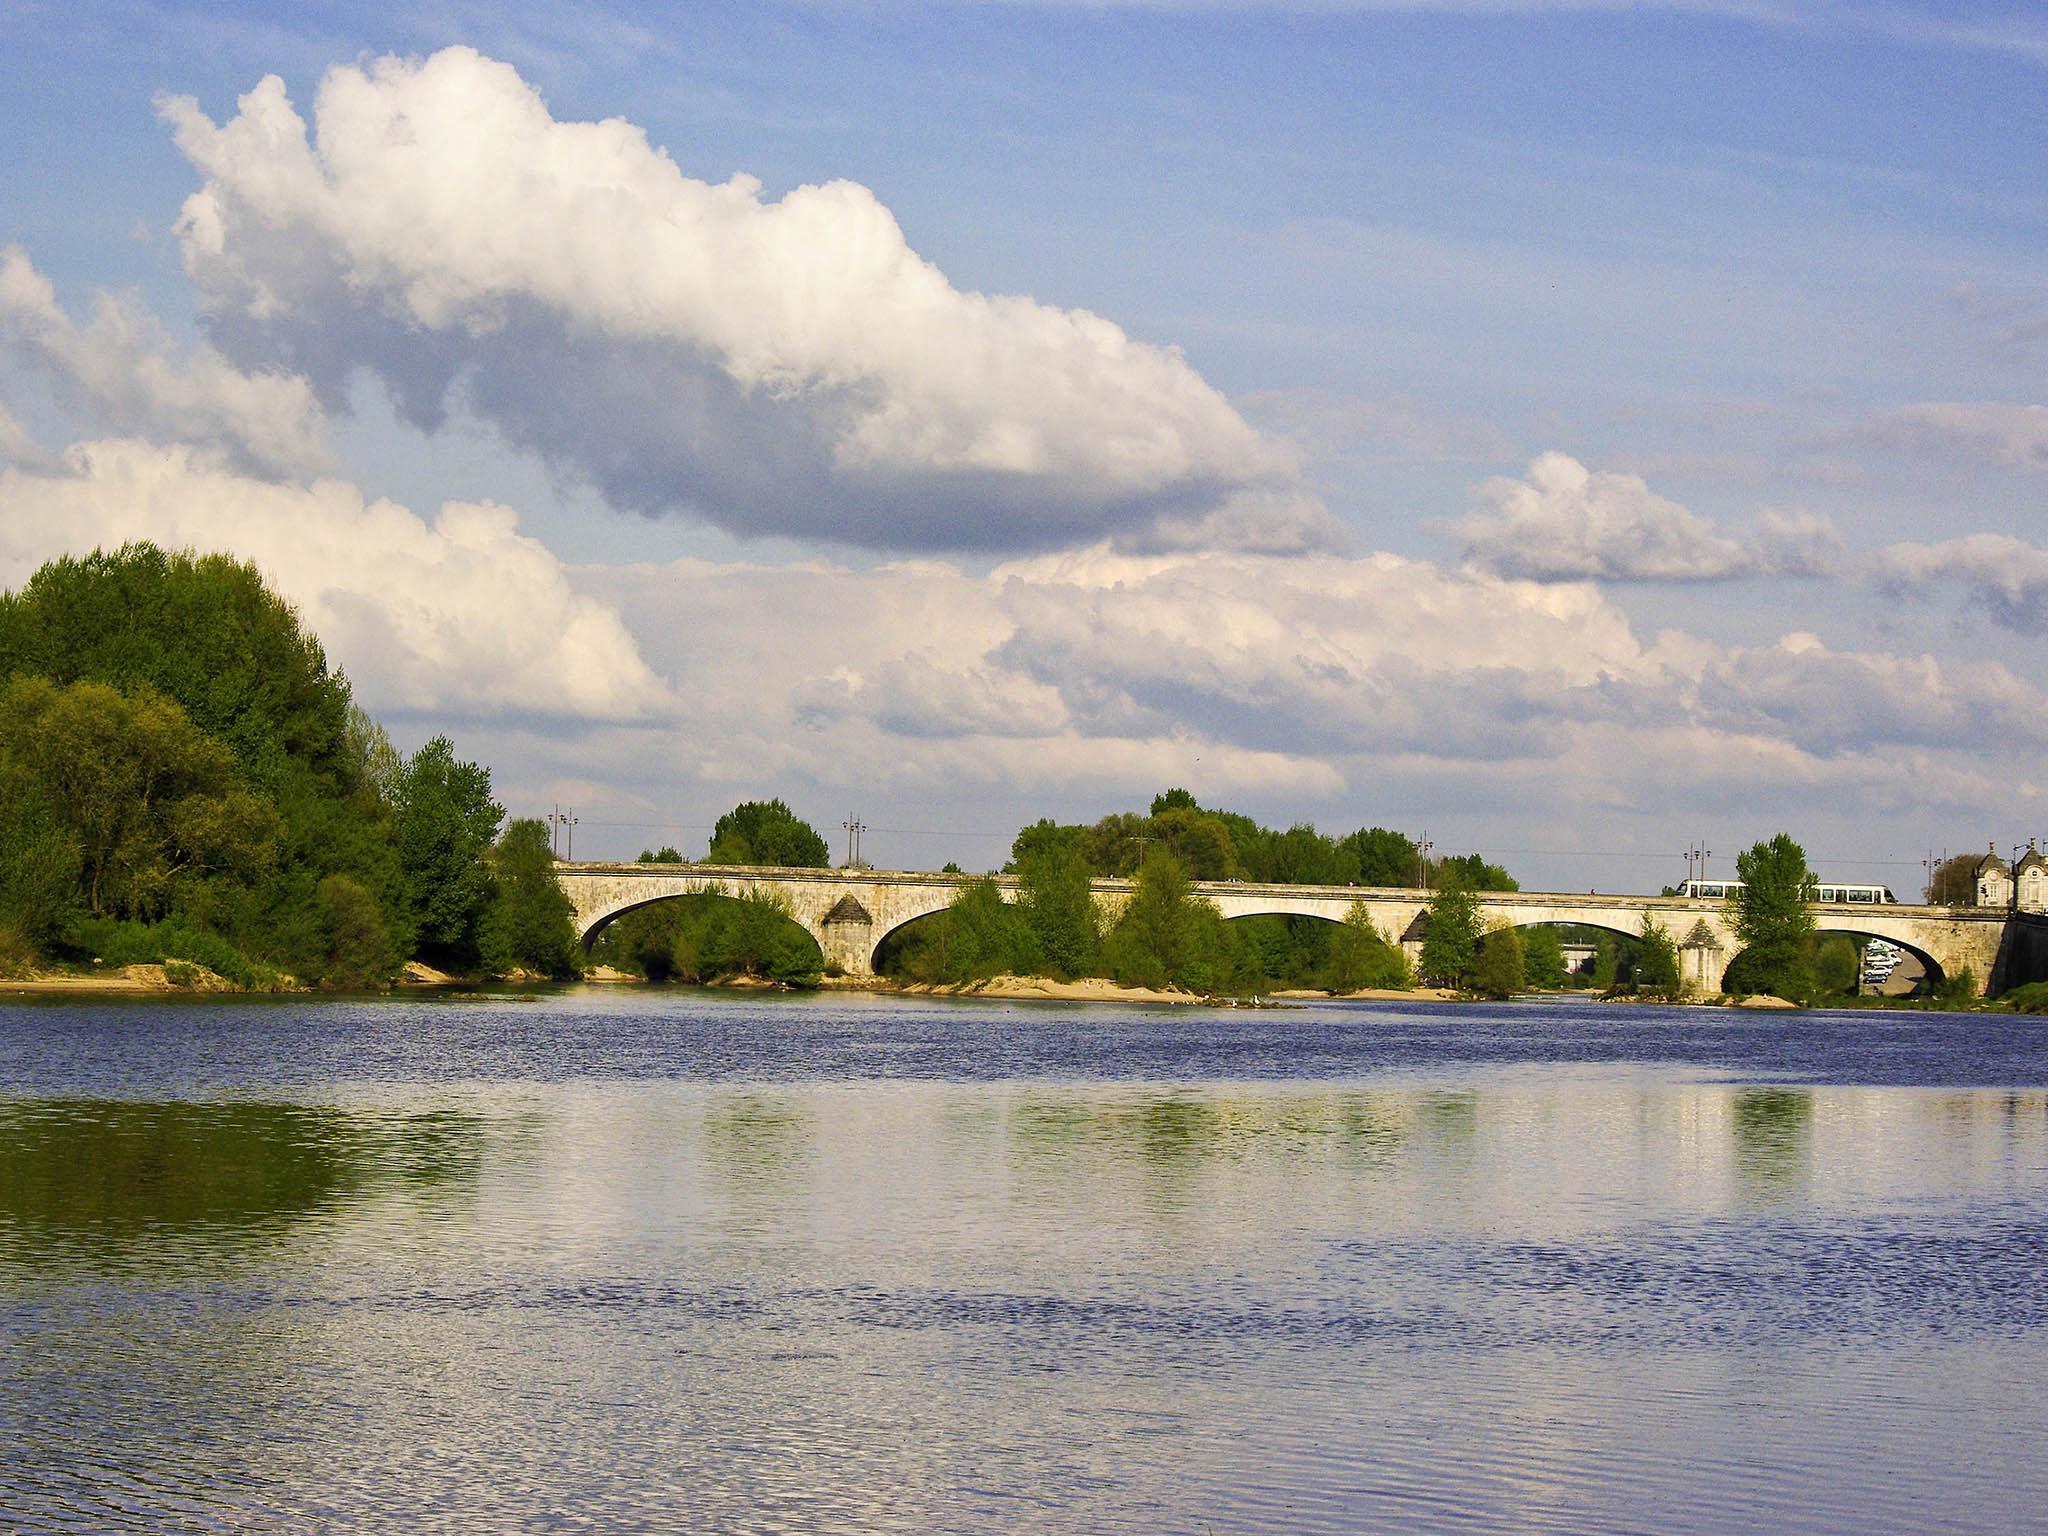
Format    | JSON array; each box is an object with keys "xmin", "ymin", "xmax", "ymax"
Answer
[
  {"xmin": 589, "ymin": 878, "xmax": 824, "ymax": 987},
  {"xmin": 1725, "ymin": 834, "xmax": 1819, "ymax": 1003},
  {"xmin": 1005, "ymin": 789, "xmax": 1514, "ymax": 891},
  {"xmin": 706, "ymin": 800, "xmax": 830, "ymax": 868},
  {"xmin": 0, "ymin": 544, "xmax": 579, "ymax": 986}
]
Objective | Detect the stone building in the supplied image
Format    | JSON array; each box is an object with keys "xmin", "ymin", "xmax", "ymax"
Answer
[
  {"xmin": 2017, "ymin": 845, "xmax": 2048, "ymax": 913},
  {"xmin": 1974, "ymin": 846, "xmax": 2013, "ymax": 908}
]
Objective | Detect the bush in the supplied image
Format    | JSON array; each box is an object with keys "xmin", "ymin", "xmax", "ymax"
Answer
[
  {"xmin": 316, "ymin": 874, "xmax": 394, "ymax": 988},
  {"xmin": 1470, "ymin": 925, "xmax": 1525, "ymax": 999},
  {"xmin": 1937, "ymin": 964, "xmax": 1977, "ymax": 1001},
  {"xmin": 0, "ymin": 922, "xmax": 34, "ymax": 978},
  {"xmin": 67, "ymin": 915, "xmax": 290, "ymax": 990}
]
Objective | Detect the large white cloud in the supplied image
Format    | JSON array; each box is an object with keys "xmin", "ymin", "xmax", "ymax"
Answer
[
  {"xmin": 1457, "ymin": 452, "xmax": 1838, "ymax": 582},
  {"xmin": 160, "ymin": 47, "xmax": 1338, "ymax": 554},
  {"xmin": 0, "ymin": 438, "xmax": 667, "ymax": 721},
  {"xmin": 0, "ymin": 246, "xmax": 329, "ymax": 477}
]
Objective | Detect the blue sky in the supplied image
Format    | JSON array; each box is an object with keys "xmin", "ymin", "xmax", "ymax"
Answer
[{"xmin": 4, "ymin": 1, "xmax": 2047, "ymax": 890}]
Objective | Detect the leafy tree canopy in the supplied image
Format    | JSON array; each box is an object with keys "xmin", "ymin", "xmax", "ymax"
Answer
[
  {"xmin": 1433, "ymin": 853, "xmax": 1519, "ymax": 892},
  {"xmin": 706, "ymin": 799, "xmax": 829, "ymax": 868},
  {"xmin": 1633, "ymin": 912, "xmax": 1681, "ymax": 998},
  {"xmin": 0, "ymin": 543, "xmax": 352, "ymax": 792},
  {"xmin": 1471, "ymin": 924, "xmax": 1525, "ymax": 999},
  {"xmin": 0, "ymin": 676, "xmax": 276, "ymax": 921},
  {"xmin": 1728, "ymin": 834, "xmax": 1817, "ymax": 1003},
  {"xmin": 1925, "ymin": 853, "xmax": 1980, "ymax": 906},
  {"xmin": 483, "ymin": 818, "xmax": 583, "ymax": 979},
  {"xmin": 1419, "ymin": 885, "xmax": 1482, "ymax": 987},
  {"xmin": 1008, "ymin": 794, "xmax": 1459, "ymax": 894},
  {"xmin": 395, "ymin": 735, "xmax": 503, "ymax": 968}
]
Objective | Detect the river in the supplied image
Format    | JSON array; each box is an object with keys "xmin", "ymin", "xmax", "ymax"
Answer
[{"xmin": 3, "ymin": 989, "xmax": 2045, "ymax": 1533}]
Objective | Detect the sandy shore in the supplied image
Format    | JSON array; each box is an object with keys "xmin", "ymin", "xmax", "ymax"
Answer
[
  {"xmin": 0, "ymin": 963, "xmax": 233, "ymax": 995},
  {"xmin": 882, "ymin": 974, "xmax": 1211, "ymax": 1004}
]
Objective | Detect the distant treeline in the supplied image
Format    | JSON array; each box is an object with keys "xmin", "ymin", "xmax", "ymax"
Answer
[
  {"xmin": 594, "ymin": 792, "xmax": 1532, "ymax": 996},
  {"xmin": 881, "ymin": 791, "xmax": 1518, "ymax": 995},
  {"xmin": 0, "ymin": 544, "xmax": 580, "ymax": 986}
]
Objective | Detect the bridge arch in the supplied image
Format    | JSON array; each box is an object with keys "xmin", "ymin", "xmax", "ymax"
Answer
[
  {"xmin": 582, "ymin": 882, "xmax": 829, "ymax": 981},
  {"xmin": 551, "ymin": 863, "xmax": 2009, "ymax": 992}
]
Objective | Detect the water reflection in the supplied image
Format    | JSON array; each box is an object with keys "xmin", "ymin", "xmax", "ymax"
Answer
[
  {"xmin": 0, "ymin": 1099, "xmax": 487, "ymax": 1260},
  {"xmin": 1732, "ymin": 1087, "xmax": 1814, "ymax": 1199},
  {"xmin": 1, "ymin": 1005, "xmax": 2046, "ymax": 1535}
]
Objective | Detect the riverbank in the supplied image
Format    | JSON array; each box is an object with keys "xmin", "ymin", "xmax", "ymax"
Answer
[{"xmin": 0, "ymin": 962, "xmax": 251, "ymax": 994}]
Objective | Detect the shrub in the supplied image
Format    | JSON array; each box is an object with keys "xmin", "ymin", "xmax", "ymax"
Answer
[{"xmin": 67, "ymin": 915, "xmax": 290, "ymax": 990}]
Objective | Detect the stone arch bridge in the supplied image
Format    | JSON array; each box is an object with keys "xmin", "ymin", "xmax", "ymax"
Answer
[{"xmin": 554, "ymin": 861, "xmax": 2015, "ymax": 994}]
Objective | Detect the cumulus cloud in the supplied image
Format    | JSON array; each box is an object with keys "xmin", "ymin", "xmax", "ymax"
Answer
[
  {"xmin": 573, "ymin": 539, "xmax": 2034, "ymax": 832},
  {"xmin": 1876, "ymin": 533, "xmax": 2048, "ymax": 635},
  {"xmin": 1689, "ymin": 632, "xmax": 2046, "ymax": 756},
  {"xmin": 0, "ymin": 438, "xmax": 667, "ymax": 720},
  {"xmin": 159, "ymin": 47, "xmax": 1339, "ymax": 555},
  {"xmin": 1869, "ymin": 401, "xmax": 2048, "ymax": 469},
  {"xmin": 0, "ymin": 246, "xmax": 329, "ymax": 477},
  {"xmin": 1456, "ymin": 452, "xmax": 1838, "ymax": 582}
]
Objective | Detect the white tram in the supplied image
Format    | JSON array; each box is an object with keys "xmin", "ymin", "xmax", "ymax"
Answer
[{"xmin": 1676, "ymin": 879, "xmax": 1897, "ymax": 904}]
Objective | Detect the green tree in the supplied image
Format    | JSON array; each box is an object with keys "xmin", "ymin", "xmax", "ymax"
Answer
[
  {"xmin": 1104, "ymin": 849, "xmax": 1227, "ymax": 990},
  {"xmin": 1728, "ymin": 834, "xmax": 1817, "ymax": 1003},
  {"xmin": 0, "ymin": 790, "xmax": 83, "ymax": 955},
  {"xmin": 1634, "ymin": 912, "xmax": 1681, "ymax": 998},
  {"xmin": 394, "ymin": 736, "xmax": 503, "ymax": 970},
  {"xmin": 1015, "ymin": 842, "xmax": 1099, "ymax": 979},
  {"xmin": 1521, "ymin": 925, "xmax": 1567, "ymax": 989},
  {"xmin": 1924, "ymin": 853, "xmax": 1979, "ymax": 906},
  {"xmin": 1471, "ymin": 924, "xmax": 1526, "ymax": 999},
  {"xmin": 673, "ymin": 888, "xmax": 821, "ymax": 987},
  {"xmin": 482, "ymin": 818, "xmax": 582, "ymax": 978},
  {"xmin": 1008, "ymin": 817, "xmax": 1086, "ymax": 871},
  {"xmin": 1078, "ymin": 810, "xmax": 1153, "ymax": 876},
  {"xmin": 1418, "ymin": 884, "xmax": 1482, "ymax": 987},
  {"xmin": 939, "ymin": 877, "xmax": 1021, "ymax": 982},
  {"xmin": 0, "ymin": 676, "xmax": 276, "ymax": 920},
  {"xmin": 1590, "ymin": 934, "xmax": 1619, "ymax": 990},
  {"xmin": 315, "ymin": 874, "xmax": 394, "ymax": 988},
  {"xmin": 1433, "ymin": 853, "xmax": 1519, "ymax": 892},
  {"xmin": 1810, "ymin": 933, "xmax": 1858, "ymax": 998},
  {"xmin": 706, "ymin": 799, "xmax": 829, "ymax": 868},
  {"xmin": 1339, "ymin": 827, "xmax": 1420, "ymax": 888},
  {"xmin": 636, "ymin": 846, "xmax": 684, "ymax": 863},
  {"xmin": 1325, "ymin": 901, "xmax": 1412, "ymax": 991},
  {"xmin": 0, "ymin": 543, "xmax": 353, "ymax": 793},
  {"xmin": 1147, "ymin": 806, "xmax": 1241, "ymax": 879},
  {"xmin": 590, "ymin": 898, "xmax": 687, "ymax": 979}
]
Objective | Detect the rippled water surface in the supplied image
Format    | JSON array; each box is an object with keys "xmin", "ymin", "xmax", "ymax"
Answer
[{"xmin": 3, "ymin": 990, "xmax": 2046, "ymax": 1533}]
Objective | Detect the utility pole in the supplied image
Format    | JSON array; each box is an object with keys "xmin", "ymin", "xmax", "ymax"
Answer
[
  {"xmin": 547, "ymin": 804, "xmax": 562, "ymax": 858},
  {"xmin": 562, "ymin": 810, "xmax": 577, "ymax": 862},
  {"xmin": 842, "ymin": 815, "xmax": 866, "ymax": 868},
  {"xmin": 1416, "ymin": 831, "xmax": 1434, "ymax": 894}
]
